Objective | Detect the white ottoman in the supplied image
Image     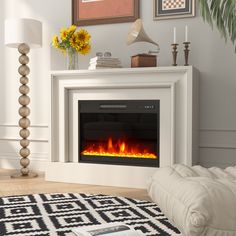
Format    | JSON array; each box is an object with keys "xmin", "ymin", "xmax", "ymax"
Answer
[{"xmin": 147, "ymin": 164, "xmax": 236, "ymax": 236}]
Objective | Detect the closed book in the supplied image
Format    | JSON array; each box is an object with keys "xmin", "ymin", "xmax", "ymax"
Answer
[
  {"xmin": 88, "ymin": 65, "xmax": 122, "ymax": 70},
  {"xmin": 90, "ymin": 61, "xmax": 122, "ymax": 67},
  {"xmin": 90, "ymin": 57, "xmax": 120, "ymax": 63}
]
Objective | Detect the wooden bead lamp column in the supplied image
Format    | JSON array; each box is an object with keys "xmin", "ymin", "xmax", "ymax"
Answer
[
  {"xmin": 17, "ymin": 43, "xmax": 36, "ymax": 178},
  {"xmin": 4, "ymin": 18, "xmax": 42, "ymax": 178}
]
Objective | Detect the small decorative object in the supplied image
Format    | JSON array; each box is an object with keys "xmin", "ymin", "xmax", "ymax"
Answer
[
  {"xmin": 66, "ymin": 48, "xmax": 79, "ymax": 70},
  {"xmin": 171, "ymin": 27, "xmax": 178, "ymax": 66},
  {"xmin": 104, "ymin": 52, "xmax": 112, "ymax": 57},
  {"xmin": 72, "ymin": 0, "xmax": 139, "ymax": 26},
  {"xmin": 52, "ymin": 25, "xmax": 91, "ymax": 70},
  {"xmin": 183, "ymin": 26, "xmax": 190, "ymax": 66},
  {"xmin": 131, "ymin": 54, "xmax": 156, "ymax": 67},
  {"xmin": 96, "ymin": 52, "xmax": 112, "ymax": 58},
  {"xmin": 171, "ymin": 43, "xmax": 178, "ymax": 66},
  {"xmin": 4, "ymin": 18, "xmax": 42, "ymax": 178},
  {"xmin": 154, "ymin": 0, "xmax": 195, "ymax": 20},
  {"xmin": 127, "ymin": 19, "xmax": 160, "ymax": 67},
  {"xmin": 96, "ymin": 52, "xmax": 103, "ymax": 57},
  {"xmin": 183, "ymin": 42, "xmax": 190, "ymax": 66}
]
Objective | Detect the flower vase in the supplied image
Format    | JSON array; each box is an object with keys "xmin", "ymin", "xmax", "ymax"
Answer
[{"xmin": 66, "ymin": 48, "xmax": 78, "ymax": 70}]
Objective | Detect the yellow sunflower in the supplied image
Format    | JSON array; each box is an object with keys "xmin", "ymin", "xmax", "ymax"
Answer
[
  {"xmin": 52, "ymin": 35, "xmax": 59, "ymax": 48},
  {"xmin": 69, "ymin": 34, "xmax": 78, "ymax": 49},
  {"xmin": 60, "ymin": 28, "xmax": 68, "ymax": 41},
  {"xmin": 67, "ymin": 25, "xmax": 77, "ymax": 34},
  {"xmin": 76, "ymin": 29, "xmax": 91, "ymax": 43},
  {"xmin": 80, "ymin": 44, "xmax": 91, "ymax": 55},
  {"xmin": 75, "ymin": 44, "xmax": 82, "ymax": 52}
]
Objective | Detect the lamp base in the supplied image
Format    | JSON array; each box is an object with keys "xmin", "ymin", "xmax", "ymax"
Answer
[{"xmin": 11, "ymin": 172, "xmax": 38, "ymax": 179}]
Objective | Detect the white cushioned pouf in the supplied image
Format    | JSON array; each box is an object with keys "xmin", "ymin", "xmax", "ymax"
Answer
[{"xmin": 147, "ymin": 164, "xmax": 236, "ymax": 236}]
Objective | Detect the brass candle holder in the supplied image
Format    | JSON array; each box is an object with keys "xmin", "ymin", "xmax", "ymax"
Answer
[
  {"xmin": 171, "ymin": 43, "xmax": 178, "ymax": 66},
  {"xmin": 183, "ymin": 42, "xmax": 190, "ymax": 66}
]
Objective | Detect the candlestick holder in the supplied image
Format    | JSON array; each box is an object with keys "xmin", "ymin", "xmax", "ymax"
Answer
[
  {"xmin": 183, "ymin": 42, "xmax": 190, "ymax": 66},
  {"xmin": 171, "ymin": 43, "xmax": 178, "ymax": 66}
]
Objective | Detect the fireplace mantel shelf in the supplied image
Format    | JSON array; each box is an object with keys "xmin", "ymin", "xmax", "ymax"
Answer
[
  {"xmin": 47, "ymin": 66, "xmax": 199, "ymax": 188},
  {"xmin": 50, "ymin": 66, "xmax": 193, "ymax": 77}
]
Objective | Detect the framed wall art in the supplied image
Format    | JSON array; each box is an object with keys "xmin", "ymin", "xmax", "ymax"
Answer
[
  {"xmin": 72, "ymin": 0, "xmax": 139, "ymax": 26},
  {"xmin": 154, "ymin": 0, "xmax": 195, "ymax": 20}
]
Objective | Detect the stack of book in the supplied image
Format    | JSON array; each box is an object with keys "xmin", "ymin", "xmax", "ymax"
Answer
[{"xmin": 89, "ymin": 56, "xmax": 122, "ymax": 70}]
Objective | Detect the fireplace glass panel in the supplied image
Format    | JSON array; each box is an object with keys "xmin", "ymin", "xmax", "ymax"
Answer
[{"xmin": 79, "ymin": 100, "xmax": 159, "ymax": 167}]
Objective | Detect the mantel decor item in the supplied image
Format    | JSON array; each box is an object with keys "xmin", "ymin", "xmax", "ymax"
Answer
[
  {"xmin": 171, "ymin": 27, "xmax": 178, "ymax": 66},
  {"xmin": 72, "ymin": 0, "xmax": 139, "ymax": 26},
  {"xmin": 183, "ymin": 25, "xmax": 190, "ymax": 66},
  {"xmin": 66, "ymin": 48, "xmax": 79, "ymax": 70},
  {"xmin": 171, "ymin": 43, "xmax": 178, "ymax": 66},
  {"xmin": 154, "ymin": 0, "xmax": 195, "ymax": 20},
  {"xmin": 183, "ymin": 42, "xmax": 190, "ymax": 66},
  {"xmin": 4, "ymin": 18, "xmax": 42, "ymax": 178},
  {"xmin": 127, "ymin": 19, "xmax": 160, "ymax": 67},
  {"xmin": 52, "ymin": 25, "xmax": 91, "ymax": 70},
  {"xmin": 131, "ymin": 54, "xmax": 157, "ymax": 67}
]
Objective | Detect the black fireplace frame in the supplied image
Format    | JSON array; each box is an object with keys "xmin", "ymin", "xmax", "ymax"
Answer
[{"xmin": 78, "ymin": 100, "xmax": 160, "ymax": 167}]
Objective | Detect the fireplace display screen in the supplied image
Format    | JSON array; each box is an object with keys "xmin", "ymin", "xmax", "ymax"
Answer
[{"xmin": 79, "ymin": 100, "xmax": 159, "ymax": 167}]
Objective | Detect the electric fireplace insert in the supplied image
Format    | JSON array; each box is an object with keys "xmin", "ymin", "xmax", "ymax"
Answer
[{"xmin": 79, "ymin": 100, "xmax": 159, "ymax": 167}]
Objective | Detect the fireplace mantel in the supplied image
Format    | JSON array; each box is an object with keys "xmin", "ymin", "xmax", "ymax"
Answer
[{"xmin": 46, "ymin": 66, "xmax": 199, "ymax": 188}]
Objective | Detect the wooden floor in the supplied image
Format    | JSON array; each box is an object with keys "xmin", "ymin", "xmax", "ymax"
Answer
[{"xmin": 0, "ymin": 169, "xmax": 150, "ymax": 200}]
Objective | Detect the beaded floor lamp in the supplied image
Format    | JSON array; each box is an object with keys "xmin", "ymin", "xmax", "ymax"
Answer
[{"xmin": 5, "ymin": 18, "xmax": 42, "ymax": 178}]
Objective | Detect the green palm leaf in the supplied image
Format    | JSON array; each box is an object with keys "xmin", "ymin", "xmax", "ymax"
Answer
[{"xmin": 199, "ymin": 0, "xmax": 236, "ymax": 52}]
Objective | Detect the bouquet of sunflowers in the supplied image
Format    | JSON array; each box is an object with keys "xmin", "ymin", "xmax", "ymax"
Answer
[{"xmin": 52, "ymin": 25, "xmax": 91, "ymax": 54}]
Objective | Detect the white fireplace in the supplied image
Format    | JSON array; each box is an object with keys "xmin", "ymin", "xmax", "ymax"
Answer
[{"xmin": 46, "ymin": 66, "xmax": 199, "ymax": 188}]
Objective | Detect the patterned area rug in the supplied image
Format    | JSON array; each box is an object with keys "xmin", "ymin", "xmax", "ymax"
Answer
[{"xmin": 0, "ymin": 193, "xmax": 181, "ymax": 236}]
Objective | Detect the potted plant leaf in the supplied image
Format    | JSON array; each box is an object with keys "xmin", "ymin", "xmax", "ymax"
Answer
[{"xmin": 199, "ymin": 0, "xmax": 236, "ymax": 52}]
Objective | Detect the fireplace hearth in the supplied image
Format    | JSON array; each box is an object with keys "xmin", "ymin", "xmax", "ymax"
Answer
[{"xmin": 79, "ymin": 100, "xmax": 159, "ymax": 167}]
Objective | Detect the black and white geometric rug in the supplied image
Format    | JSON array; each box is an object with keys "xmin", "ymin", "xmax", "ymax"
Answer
[{"xmin": 0, "ymin": 193, "xmax": 181, "ymax": 236}]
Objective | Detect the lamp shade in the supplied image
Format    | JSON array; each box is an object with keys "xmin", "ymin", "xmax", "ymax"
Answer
[{"xmin": 5, "ymin": 18, "xmax": 42, "ymax": 48}]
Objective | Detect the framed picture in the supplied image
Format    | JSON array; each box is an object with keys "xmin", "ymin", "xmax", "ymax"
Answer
[
  {"xmin": 72, "ymin": 0, "xmax": 139, "ymax": 26},
  {"xmin": 154, "ymin": 0, "xmax": 195, "ymax": 20}
]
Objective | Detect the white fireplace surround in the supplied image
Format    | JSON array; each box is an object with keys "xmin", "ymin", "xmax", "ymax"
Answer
[{"xmin": 46, "ymin": 66, "xmax": 199, "ymax": 188}]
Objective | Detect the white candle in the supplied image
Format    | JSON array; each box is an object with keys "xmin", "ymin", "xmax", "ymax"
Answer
[
  {"xmin": 173, "ymin": 27, "xmax": 176, "ymax": 44},
  {"xmin": 185, "ymin": 25, "xmax": 188, "ymax": 42}
]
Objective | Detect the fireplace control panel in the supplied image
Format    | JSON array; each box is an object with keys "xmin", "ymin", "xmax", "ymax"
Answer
[
  {"xmin": 80, "ymin": 100, "xmax": 159, "ymax": 113},
  {"xmin": 144, "ymin": 105, "xmax": 155, "ymax": 109}
]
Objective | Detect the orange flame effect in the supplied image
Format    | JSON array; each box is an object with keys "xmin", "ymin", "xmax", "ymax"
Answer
[{"xmin": 81, "ymin": 137, "xmax": 157, "ymax": 159}]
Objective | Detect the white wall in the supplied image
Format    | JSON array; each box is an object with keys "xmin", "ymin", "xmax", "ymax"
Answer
[{"xmin": 0, "ymin": 0, "xmax": 235, "ymax": 170}]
